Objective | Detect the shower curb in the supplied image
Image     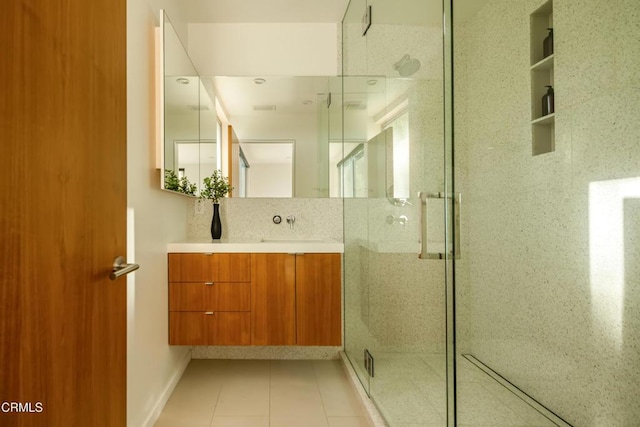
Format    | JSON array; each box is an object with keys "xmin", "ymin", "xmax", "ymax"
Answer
[{"xmin": 339, "ymin": 351, "xmax": 388, "ymax": 427}]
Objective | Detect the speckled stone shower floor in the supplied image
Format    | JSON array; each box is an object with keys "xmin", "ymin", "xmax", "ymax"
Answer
[{"xmin": 364, "ymin": 353, "xmax": 558, "ymax": 426}]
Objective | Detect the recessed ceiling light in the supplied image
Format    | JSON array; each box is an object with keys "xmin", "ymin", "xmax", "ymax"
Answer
[
  {"xmin": 367, "ymin": 79, "xmax": 378, "ymax": 86},
  {"xmin": 303, "ymin": 100, "xmax": 313, "ymax": 105},
  {"xmin": 176, "ymin": 77, "xmax": 190, "ymax": 85},
  {"xmin": 254, "ymin": 78, "xmax": 266, "ymax": 85}
]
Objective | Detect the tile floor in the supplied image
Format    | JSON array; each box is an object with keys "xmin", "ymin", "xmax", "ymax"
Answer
[
  {"xmin": 156, "ymin": 356, "xmax": 559, "ymax": 427},
  {"xmin": 154, "ymin": 359, "xmax": 373, "ymax": 427}
]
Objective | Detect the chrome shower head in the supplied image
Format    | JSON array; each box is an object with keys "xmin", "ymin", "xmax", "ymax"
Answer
[{"xmin": 393, "ymin": 54, "xmax": 421, "ymax": 77}]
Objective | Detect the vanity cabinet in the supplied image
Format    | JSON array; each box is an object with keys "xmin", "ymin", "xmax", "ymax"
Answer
[
  {"xmin": 168, "ymin": 253, "xmax": 251, "ymax": 345},
  {"xmin": 168, "ymin": 251, "xmax": 342, "ymax": 347},
  {"xmin": 251, "ymin": 253, "xmax": 341, "ymax": 346}
]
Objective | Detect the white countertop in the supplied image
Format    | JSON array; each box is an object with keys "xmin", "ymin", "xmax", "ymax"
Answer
[{"xmin": 168, "ymin": 237, "xmax": 344, "ymax": 254}]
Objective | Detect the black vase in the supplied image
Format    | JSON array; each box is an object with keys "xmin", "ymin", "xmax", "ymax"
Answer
[{"xmin": 211, "ymin": 203, "xmax": 222, "ymax": 240}]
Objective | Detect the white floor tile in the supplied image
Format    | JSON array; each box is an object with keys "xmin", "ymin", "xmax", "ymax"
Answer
[
  {"xmin": 327, "ymin": 416, "xmax": 374, "ymax": 427},
  {"xmin": 209, "ymin": 416, "xmax": 269, "ymax": 427}
]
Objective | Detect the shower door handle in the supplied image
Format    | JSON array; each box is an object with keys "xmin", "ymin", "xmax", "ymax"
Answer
[{"xmin": 418, "ymin": 192, "xmax": 461, "ymax": 260}]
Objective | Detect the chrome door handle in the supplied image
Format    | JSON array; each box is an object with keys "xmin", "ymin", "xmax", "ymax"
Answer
[
  {"xmin": 110, "ymin": 256, "xmax": 140, "ymax": 280},
  {"xmin": 418, "ymin": 192, "xmax": 461, "ymax": 260}
]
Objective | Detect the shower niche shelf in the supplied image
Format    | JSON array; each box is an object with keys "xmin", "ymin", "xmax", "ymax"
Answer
[{"xmin": 530, "ymin": 0, "xmax": 555, "ymax": 156}]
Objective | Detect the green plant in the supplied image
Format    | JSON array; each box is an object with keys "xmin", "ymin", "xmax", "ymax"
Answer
[
  {"xmin": 179, "ymin": 176, "xmax": 197, "ymax": 196},
  {"xmin": 164, "ymin": 169, "xmax": 180, "ymax": 192},
  {"xmin": 200, "ymin": 170, "xmax": 233, "ymax": 203},
  {"xmin": 165, "ymin": 169, "xmax": 197, "ymax": 196}
]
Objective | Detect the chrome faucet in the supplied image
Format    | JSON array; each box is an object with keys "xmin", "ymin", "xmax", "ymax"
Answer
[
  {"xmin": 286, "ymin": 215, "xmax": 295, "ymax": 229},
  {"xmin": 386, "ymin": 214, "xmax": 408, "ymax": 226}
]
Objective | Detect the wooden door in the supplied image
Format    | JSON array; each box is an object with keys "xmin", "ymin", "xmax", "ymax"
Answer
[
  {"xmin": 0, "ymin": 0, "xmax": 127, "ymax": 425},
  {"xmin": 251, "ymin": 253, "xmax": 296, "ymax": 345},
  {"xmin": 296, "ymin": 254, "xmax": 342, "ymax": 346}
]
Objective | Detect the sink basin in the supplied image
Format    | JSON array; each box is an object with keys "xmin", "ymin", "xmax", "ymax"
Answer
[{"xmin": 261, "ymin": 238, "xmax": 326, "ymax": 243}]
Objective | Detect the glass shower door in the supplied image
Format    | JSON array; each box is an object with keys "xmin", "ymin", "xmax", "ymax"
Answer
[{"xmin": 342, "ymin": 0, "xmax": 456, "ymax": 425}]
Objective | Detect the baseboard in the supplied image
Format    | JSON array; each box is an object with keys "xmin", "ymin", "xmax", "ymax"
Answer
[{"xmin": 139, "ymin": 348, "xmax": 192, "ymax": 427}]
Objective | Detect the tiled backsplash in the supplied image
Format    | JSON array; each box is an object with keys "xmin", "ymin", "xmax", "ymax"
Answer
[{"xmin": 187, "ymin": 198, "xmax": 343, "ymax": 242}]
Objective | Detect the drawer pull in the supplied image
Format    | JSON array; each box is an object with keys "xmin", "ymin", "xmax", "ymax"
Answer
[
  {"xmin": 205, "ymin": 311, "xmax": 214, "ymax": 315},
  {"xmin": 204, "ymin": 282, "xmax": 214, "ymax": 286}
]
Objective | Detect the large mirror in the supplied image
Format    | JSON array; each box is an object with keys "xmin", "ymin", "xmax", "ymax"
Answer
[
  {"xmin": 160, "ymin": 11, "xmax": 410, "ymax": 199},
  {"xmin": 161, "ymin": 11, "xmax": 218, "ymax": 197}
]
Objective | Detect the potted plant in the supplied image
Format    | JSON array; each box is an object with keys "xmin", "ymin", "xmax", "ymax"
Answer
[
  {"xmin": 164, "ymin": 169, "xmax": 197, "ymax": 196},
  {"xmin": 200, "ymin": 170, "xmax": 233, "ymax": 239}
]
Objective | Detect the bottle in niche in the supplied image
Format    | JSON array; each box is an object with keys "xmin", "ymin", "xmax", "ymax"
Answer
[
  {"xmin": 542, "ymin": 85, "xmax": 554, "ymax": 116},
  {"xmin": 543, "ymin": 28, "xmax": 554, "ymax": 58}
]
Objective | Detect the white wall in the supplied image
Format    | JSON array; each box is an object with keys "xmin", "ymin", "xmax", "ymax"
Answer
[
  {"xmin": 127, "ymin": 1, "xmax": 191, "ymax": 426},
  {"xmin": 188, "ymin": 23, "xmax": 338, "ymax": 76}
]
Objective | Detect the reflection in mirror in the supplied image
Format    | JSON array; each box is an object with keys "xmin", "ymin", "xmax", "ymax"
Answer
[
  {"xmin": 340, "ymin": 76, "xmax": 413, "ymax": 202},
  {"xmin": 239, "ymin": 141, "xmax": 294, "ymax": 197},
  {"xmin": 161, "ymin": 11, "xmax": 217, "ymax": 197},
  {"xmin": 211, "ymin": 76, "xmax": 340, "ymax": 198}
]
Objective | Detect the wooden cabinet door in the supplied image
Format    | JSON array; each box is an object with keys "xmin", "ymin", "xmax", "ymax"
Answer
[
  {"xmin": 296, "ymin": 254, "xmax": 342, "ymax": 346},
  {"xmin": 251, "ymin": 253, "xmax": 296, "ymax": 345}
]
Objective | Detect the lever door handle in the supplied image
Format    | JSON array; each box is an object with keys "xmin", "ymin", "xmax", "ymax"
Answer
[{"xmin": 110, "ymin": 256, "xmax": 140, "ymax": 280}]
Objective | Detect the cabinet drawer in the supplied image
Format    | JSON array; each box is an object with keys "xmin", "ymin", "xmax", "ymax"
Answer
[
  {"xmin": 168, "ymin": 253, "xmax": 251, "ymax": 282},
  {"xmin": 169, "ymin": 282, "xmax": 250, "ymax": 312},
  {"xmin": 169, "ymin": 312, "xmax": 210, "ymax": 345},
  {"xmin": 169, "ymin": 312, "xmax": 250, "ymax": 346},
  {"xmin": 213, "ymin": 312, "xmax": 251, "ymax": 346}
]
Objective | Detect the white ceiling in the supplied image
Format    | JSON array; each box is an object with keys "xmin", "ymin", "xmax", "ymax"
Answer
[
  {"xmin": 241, "ymin": 142, "xmax": 294, "ymax": 165},
  {"xmin": 182, "ymin": 0, "xmax": 350, "ymax": 23},
  {"xmin": 179, "ymin": 0, "xmax": 488, "ymax": 25},
  {"xmin": 213, "ymin": 76, "xmax": 330, "ymax": 117}
]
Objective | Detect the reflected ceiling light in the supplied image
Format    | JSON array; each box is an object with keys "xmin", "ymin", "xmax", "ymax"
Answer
[
  {"xmin": 303, "ymin": 100, "xmax": 313, "ymax": 105},
  {"xmin": 393, "ymin": 54, "xmax": 421, "ymax": 77},
  {"xmin": 176, "ymin": 77, "xmax": 190, "ymax": 85},
  {"xmin": 253, "ymin": 78, "xmax": 267, "ymax": 85},
  {"xmin": 367, "ymin": 79, "xmax": 378, "ymax": 86}
]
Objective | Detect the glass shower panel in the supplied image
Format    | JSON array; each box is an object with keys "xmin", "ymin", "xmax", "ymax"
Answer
[
  {"xmin": 316, "ymin": 78, "xmax": 330, "ymax": 198},
  {"xmin": 342, "ymin": 0, "xmax": 452, "ymax": 425},
  {"xmin": 342, "ymin": 74, "xmax": 384, "ymax": 395},
  {"xmin": 342, "ymin": 0, "xmax": 372, "ymax": 396}
]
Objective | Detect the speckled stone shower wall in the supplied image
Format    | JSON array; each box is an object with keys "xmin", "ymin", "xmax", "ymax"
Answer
[{"xmin": 454, "ymin": 0, "xmax": 640, "ymax": 424}]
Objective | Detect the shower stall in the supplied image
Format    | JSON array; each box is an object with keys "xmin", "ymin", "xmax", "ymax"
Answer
[{"xmin": 341, "ymin": 0, "xmax": 640, "ymax": 426}]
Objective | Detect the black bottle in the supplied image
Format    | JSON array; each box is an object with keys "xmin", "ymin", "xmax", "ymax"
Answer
[
  {"xmin": 543, "ymin": 28, "xmax": 554, "ymax": 58},
  {"xmin": 542, "ymin": 85, "xmax": 554, "ymax": 116}
]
